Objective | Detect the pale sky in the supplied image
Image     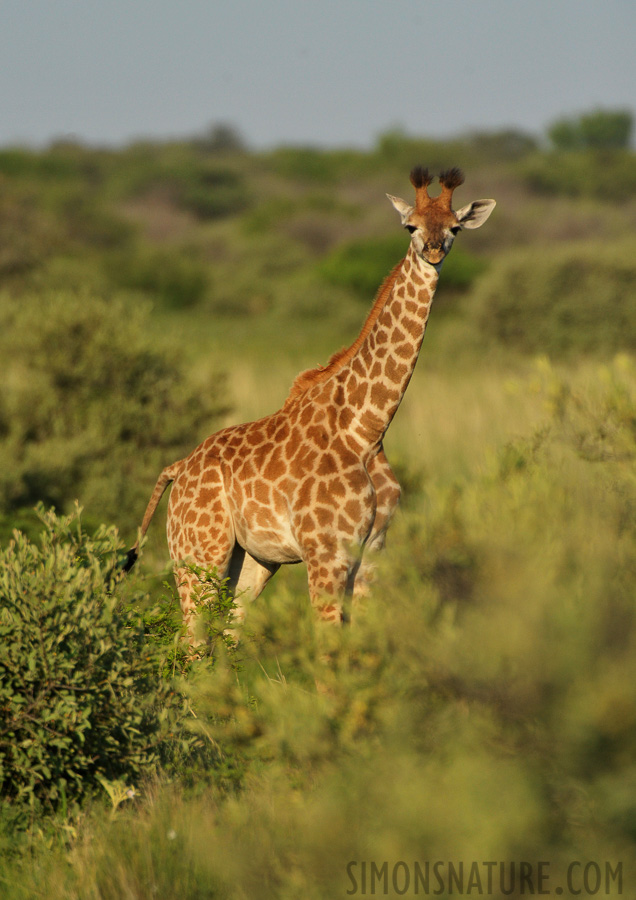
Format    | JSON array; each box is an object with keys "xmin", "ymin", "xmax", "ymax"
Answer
[{"xmin": 1, "ymin": 0, "xmax": 635, "ymax": 149}]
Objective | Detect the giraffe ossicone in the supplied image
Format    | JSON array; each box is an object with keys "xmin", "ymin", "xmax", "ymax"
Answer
[{"xmin": 125, "ymin": 167, "xmax": 495, "ymax": 635}]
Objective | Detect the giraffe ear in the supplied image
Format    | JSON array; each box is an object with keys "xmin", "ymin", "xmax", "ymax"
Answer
[
  {"xmin": 455, "ymin": 198, "xmax": 496, "ymax": 229},
  {"xmin": 387, "ymin": 194, "xmax": 414, "ymax": 225}
]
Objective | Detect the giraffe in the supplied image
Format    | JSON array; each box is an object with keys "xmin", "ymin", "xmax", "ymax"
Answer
[{"xmin": 124, "ymin": 166, "xmax": 495, "ymax": 633}]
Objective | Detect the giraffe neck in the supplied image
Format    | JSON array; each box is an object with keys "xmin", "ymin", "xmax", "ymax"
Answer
[{"xmin": 334, "ymin": 244, "xmax": 439, "ymax": 447}]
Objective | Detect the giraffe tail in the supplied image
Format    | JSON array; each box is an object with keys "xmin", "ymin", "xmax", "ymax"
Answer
[{"xmin": 122, "ymin": 461, "xmax": 182, "ymax": 573}]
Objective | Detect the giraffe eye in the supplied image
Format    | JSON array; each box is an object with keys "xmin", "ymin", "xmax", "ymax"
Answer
[
  {"xmin": 450, "ymin": 225, "xmax": 461, "ymax": 236},
  {"xmin": 405, "ymin": 225, "xmax": 417, "ymax": 234}
]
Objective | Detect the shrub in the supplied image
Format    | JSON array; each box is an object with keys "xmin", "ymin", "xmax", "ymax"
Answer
[
  {"xmin": 0, "ymin": 506, "xmax": 169, "ymax": 815},
  {"xmin": 266, "ymin": 147, "xmax": 341, "ymax": 182},
  {"xmin": 463, "ymin": 128, "xmax": 538, "ymax": 161},
  {"xmin": 111, "ymin": 145, "xmax": 250, "ymax": 221},
  {"xmin": 107, "ymin": 243, "xmax": 210, "ymax": 309},
  {"xmin": 374, "ymin": 129, "xmax": 469, "ymax": 172},
  {"xmin": 472, "ymin": 238, "xmax": 636, "ymax": 355},
  {"xmin": 317, "ymin": 233, "xmax": 408, "ymax": 299},
  {"xmin": 0, "ymin": 289, "xmax": 227, "ymax": 529},
  {"xmin": 318, "ymin": 233, "xmax": 487, "ymax": 300},
  {"xmin": 548, "ymin": 109, "xmax": 633, "ymax": 151},
  {"xmin": 0, "ymin": 506, "xmax": 246, "ymax": 825},
  {"xmin": 178, "ymin": 165, "xmax": 249, "ymax": 220},
  {"xmin": 193, "ymin": 122, "xmax": 247, "ymax": 155},
  {"xmin": 519, "ymin": 149, "xmax": 636, "ymax": 200},
  {"xmin": 0, "ymin": 184, "xmax": 60, "ymax": 280}
]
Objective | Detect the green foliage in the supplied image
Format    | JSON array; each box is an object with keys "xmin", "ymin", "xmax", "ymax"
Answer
[
  {"xmin": 318, "ymin": 232, "xmax": 487, "ymax": 300},
  {"xmin": 317, "ymin": 232, "xmax": 408, "ymax": 298},
  {"xmin": 0, "ymin": 145, "xmax": 102, "ymax": 183},
  {"xmin": 463, "ymin": 128, "xmax": 538, "ymax": 161},
  {"xmin": 109, "ymin": 143, "xmax": 250, "ymax": 220},
  {"xmin": 441, "ymin": 245, "xmax": 489, "ymax": 291},
  {"xmin": 375, "ymin": 126, "xmax": 538, "ymax": 169},
  {"xmin": 143, "ymin": 565, "xmax": 240, "ymax": 680},
  {"xmin": 0, "ymin": 182, "xmax": 61, "ymax": 280},
  {"xmin": 472, "ymin": 238, "xmax": 636, "ymax": 355},
  {"xmin": 108, "ymin": 243, "xmax": 210, "ymax": 309},
  {"xmin": 548, "ymin": 108, "xmax": 633, "ymax": 151},
  {"xmin": 519, "ymin": 148, "xmax": 636, "ymax": 200},
  {"xmin": 194, "ymin": 121, "xmax": 247, "ymax": 155},
  {"xmin": 1, "ymin": 364, "xmax": 636, "ymax": 895},
  {"xmin": 0, "ymin": 289, "xmax": 227, "ymax": 529},
  {"xmin": 375, "ymin": 128, "xmax": 469, "ymax": 173},
  {"xmin": 266, "ymin": 146, "xmax": 349, "ymax": 182},
  {"xmin": 0, "ymin": 507, "xmax": 248, "ymax": 834},
  {"xmin": 0, "ymin": 506, "xmax": 168, "ymax": 815},
  {"xmin": 179, "ymin": 166, "xmax": 248, "ymax": 220}
]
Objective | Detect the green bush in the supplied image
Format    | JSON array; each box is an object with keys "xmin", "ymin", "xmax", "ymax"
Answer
[
  {"xmin": 548, "ymin": 109, "xmax": 633, "ymax": 151},
  {"xmin": 0, "ymin": 506, "xmax": 169, "ymax": 815},
  {"xmin": 266, "ymin": 146, "xmax": 343, "ymax": 182},
  {"xmin": 0, "ymin": 289, "xmax": 227, "ymax": 529},
  {"xmin": 0, "ymin": 507, "xmax": 245, "ymax": 826},
  {"xmin": 472, "ymin": 238, "xmax": 636, "ymax": 355},
  {"xmin": 107, "ymin": 243, "xmax": 210, "ymax": 308},
  {"xmin": 109, "ymin": 144, "xmax": 250, "ymax": 220},
  {"xmin": 317, "ymin": 233, "xmax": 408, "ymax": 299},
  {"xmin": 0, "ymin": 147, "xmax": 90, "ymax": 183},
  {"xmin": 374, "ymin": 127, "xmax": 538, "ymax": 169},
  {"xmin": 374, "ymin": 129, "xmax": 469, "ymax": 173},
  {"xmin": 0, "ymin": 184, "xmax": 60, "ymax": 280},
  {"xmin": 519, "ymin": 149, "xmax": 636, "ymax": 200},
  {"xmin": 178, "ymin": 164, "xmax": 249, "ymax": 220},
  {"xmin": 318, "ymin": 233, "xmax": 487, "ymax": 300}
]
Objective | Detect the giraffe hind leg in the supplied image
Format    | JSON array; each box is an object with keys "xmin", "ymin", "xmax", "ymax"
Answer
[
  {"xmin": 227, "ymin": 545, "xmax": 280, "ymax": 623},
  {"xmin": 174, "ymin": 552, "xmax": 234, "ymax": 646},
  {"xmin": 173, "ymin": 546, "xmax": 279, "ymax": 643},
  {"xmin": 168, "ymin": 461, "xmax": 237, "ymax": 644}
]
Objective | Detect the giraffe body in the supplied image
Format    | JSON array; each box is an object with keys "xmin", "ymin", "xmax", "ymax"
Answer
[{"xmin": 127, "ymin": 168, "xmax": 495, "ymax": 631}]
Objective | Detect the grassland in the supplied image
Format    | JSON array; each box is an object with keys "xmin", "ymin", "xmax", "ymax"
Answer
[{"xmin": 1, "ymin": 125, "xmax": 635, "ymax": 898}]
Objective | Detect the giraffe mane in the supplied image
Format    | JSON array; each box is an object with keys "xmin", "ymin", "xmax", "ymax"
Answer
[{"xmin": 282, "ymin": 258, "xmax": 405, "ymax": 408}]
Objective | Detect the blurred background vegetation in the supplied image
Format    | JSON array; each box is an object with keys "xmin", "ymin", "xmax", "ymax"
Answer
[{"xmin": 1, "ymin": 108, "xmax": 635, "ymax": 897}]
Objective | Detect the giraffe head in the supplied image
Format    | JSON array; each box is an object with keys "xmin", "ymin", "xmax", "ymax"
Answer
[{"xmin": 387, "ymin": 166, "xmax": 496, "ymax": 267}]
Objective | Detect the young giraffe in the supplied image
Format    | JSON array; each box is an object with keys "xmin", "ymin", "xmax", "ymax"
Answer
[{"xmin": 125, "ymin": 166, "xmax": 495, "ymax": 632}]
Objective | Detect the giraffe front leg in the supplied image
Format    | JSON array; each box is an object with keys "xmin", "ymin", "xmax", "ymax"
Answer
[
  {"xmin": 354, "ymin": 449, "xmax": 402, "ymax": 600},
  {"xmin": 304, "ymin": 544, "xmax": 364, "ymax": 696},
  {"xmin": 304, "ymin": 539, "xmax": 359, "ymax": 625}
]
